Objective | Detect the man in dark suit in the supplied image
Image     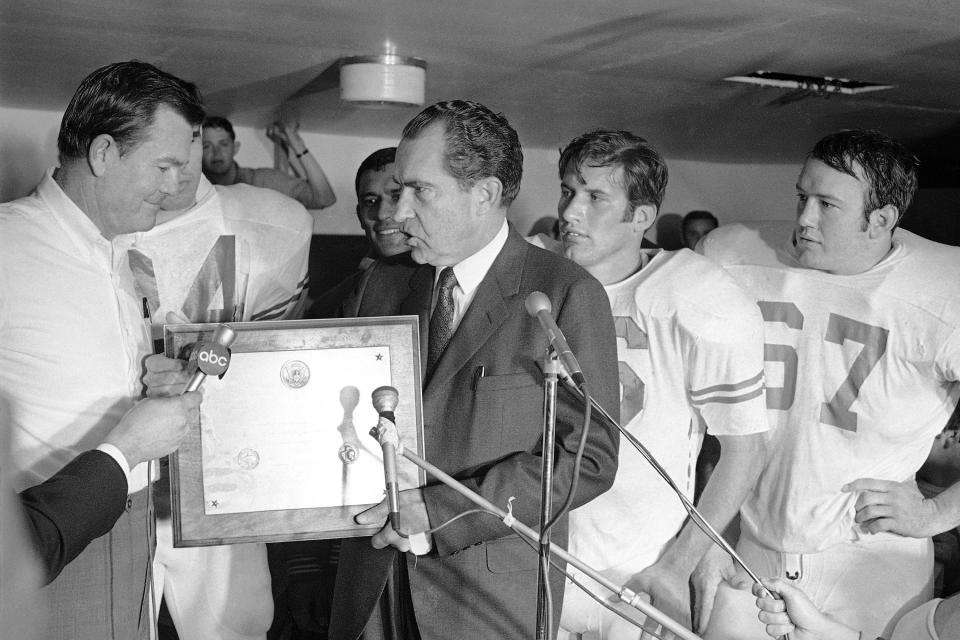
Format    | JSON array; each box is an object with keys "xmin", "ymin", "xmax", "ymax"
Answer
[
  {"xmin": 329, "ymin": 100, "xmax": 621, "ymax": 640},
  {"xmin": 308, "ymin": 146, "xmax": 412, "ymax": 319}
]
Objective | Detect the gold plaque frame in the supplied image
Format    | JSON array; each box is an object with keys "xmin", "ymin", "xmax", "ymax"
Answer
[{"xmin": 164, "ymin": 316, "xmax": 424, "ymax": 547}]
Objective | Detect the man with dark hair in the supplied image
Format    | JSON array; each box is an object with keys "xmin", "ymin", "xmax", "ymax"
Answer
[
  {"xmin": 0, "ymin": 60, "xmax": 203, "ymax": 639},
  {"xmin": 329, "ymin": 101, "xmax": 620, "ymax": 640},
  {"xmin": 308, "ymin": 147, "xmax": 409, "ymax": 318},
  {"xmin": 353, "ymin": 147, "xmax": 408, "ymax": 260},
  {"xmin": 537, "ymin": 130, "xmax": 768, "ymax": 639},
  {"xmin": 697, "ymin": 129, "xmax": 960, "ymax": 640},
  {"xmin": 681, "ymin": 210, "xmax": 719, "ymax": 250},
  {"xmin": 202, "ymin": 115, "xmax": 336, "ymax": 210}
]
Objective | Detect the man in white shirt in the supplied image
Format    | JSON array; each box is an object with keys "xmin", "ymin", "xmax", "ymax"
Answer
[{"xmin": 0, "ymin": 60, "xmax": 203, "ymax": 640}]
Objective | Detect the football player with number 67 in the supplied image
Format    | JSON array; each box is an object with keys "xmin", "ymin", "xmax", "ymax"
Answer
[{"xmin": 698, "ymin": 129, "xmax": 960, "ymax": 640}]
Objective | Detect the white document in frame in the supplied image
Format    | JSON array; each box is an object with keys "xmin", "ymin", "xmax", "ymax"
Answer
[{"xmin": 199, "ymin": 345, "xmax": 392, "ymax": 515}]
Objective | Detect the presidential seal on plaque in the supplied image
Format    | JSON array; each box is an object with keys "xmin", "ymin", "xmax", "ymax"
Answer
[{"xmin": 281, "ymin": 359, "xmax": 310, "ymax": 389}]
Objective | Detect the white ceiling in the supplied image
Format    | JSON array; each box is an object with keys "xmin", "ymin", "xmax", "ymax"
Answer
[{"xmin": 4, "ymin": 0, "xmax": 960, "ymax": 165}]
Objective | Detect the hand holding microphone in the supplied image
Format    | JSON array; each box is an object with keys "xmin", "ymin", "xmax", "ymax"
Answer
[
  {"xmin": 183, "ymin": 324, "xmax": 237, "ymax": 393},
  {"xmin": 524, "ymin": 291, "xmax": 586, "ymax": 388},
  {"xmin": 357, "ymin": 386, "xmax": 432, "ymax": 554},
  {"xmin": 143, "ymin": 324, "xmax": 237, "ymax": 398}
]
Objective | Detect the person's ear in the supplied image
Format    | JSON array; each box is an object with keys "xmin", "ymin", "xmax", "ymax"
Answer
[
  {"xmin": 88, "ymin": 134, "xmax": 117, "ymax": 177},
  {"xmin": 867, "ymin": 204, "xmax": 898, "ymax": 237},
  {"xmin": 630, "ymin": 204, "xmax": 657, "ymax": 233},
  {"xmin": 232, "ymin": 140, "xmax": 241, "ymax": 155},
  {"xmin": 472, "ymin": 177, "xmax": 504, "ymax": 215}
]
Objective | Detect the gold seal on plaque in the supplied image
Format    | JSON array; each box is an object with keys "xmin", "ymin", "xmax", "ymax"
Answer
[
  {"xmin": 281, "ymin": 360, "xmax": 310, "ymax": 389},
  {"xmin": 339, "ymin": 444, "xmax": 359, "ymax": 464},
  {"xmin": 237, "ymin": 448, "xmax": 260, "ymax": 470}
]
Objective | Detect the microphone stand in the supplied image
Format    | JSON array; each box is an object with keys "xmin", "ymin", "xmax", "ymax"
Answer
[
  {"xmin": 536, "ymin": 354, "xmax": 561, "ymax": 640},
  {"xmin": 395, "ymin": 445, "xmax": 703, "ymax": 640}
]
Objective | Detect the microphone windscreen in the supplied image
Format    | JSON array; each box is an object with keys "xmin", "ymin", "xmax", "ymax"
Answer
[
  {"xmin": 372, "ymin": 386, "xmax": 399, "ymax": 414},
  {"xmin": 524, "ymin": 291, "xmax": 552, "ymax": 318}
]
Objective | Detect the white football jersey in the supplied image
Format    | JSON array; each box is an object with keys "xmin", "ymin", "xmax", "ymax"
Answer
[
  {"xmin": 702, "ymin": 222, "xmax": 960, "ymax": 551},
  {"xmin": 568, "ymin": 249, "xmax": 768, "ymax": 571},
  {"xmin": 126, "ymin": 178, "xmax": 312, "ymax": 332}
]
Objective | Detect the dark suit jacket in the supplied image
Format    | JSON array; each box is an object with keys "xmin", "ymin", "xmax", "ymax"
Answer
[
  {"xmin": 329, "ymin": 226, "xmax": 620, "ymax": 640},
  {"xmin": 19, "ymin": 449, "xmax": 128, "ymax": 584}
]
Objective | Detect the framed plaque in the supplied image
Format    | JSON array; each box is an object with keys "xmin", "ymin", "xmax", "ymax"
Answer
[{"xmin": 164, "ymin": 316, "xmax": 425, "ymax": 547}]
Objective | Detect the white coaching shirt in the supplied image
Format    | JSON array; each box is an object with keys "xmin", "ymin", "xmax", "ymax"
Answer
[
  {"xmin": 702, "ymin": 222, "xmax": 960, "ymax": 552},
  {"xmin": 0, "ymin": 170, "xmax": 152, "ymax": 492},
  {"xmin": 567, "ymin": 248, "xmax": 769, "ymax": 573}
]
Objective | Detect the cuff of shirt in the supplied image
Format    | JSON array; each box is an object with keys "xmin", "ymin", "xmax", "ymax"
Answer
[{"xmin": 95, "ymin": 443, "xmax": 132, "ymax": 487}]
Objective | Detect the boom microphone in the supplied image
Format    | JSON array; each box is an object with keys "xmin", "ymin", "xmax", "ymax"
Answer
[
  {"xmin": 524, "ymin": 292, "xmax": 586, "ymax": 388},
  {"xmin": 370, "ymin": 386, "xmax": 402, "ymax": 533},
  {"xmin": 183, "ymin": 324, "xmax": 237, "ymax": 393}
]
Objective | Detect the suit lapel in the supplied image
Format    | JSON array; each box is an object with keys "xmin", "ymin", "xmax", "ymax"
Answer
[{"xmin": 426, "ymin": 229, "xmax": 527, "ymax": 391}]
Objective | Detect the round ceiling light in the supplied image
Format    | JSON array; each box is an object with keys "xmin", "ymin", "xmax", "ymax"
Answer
[{"xmin": 340, "ymin": 54, "xmax": 427, "ymax": 107}]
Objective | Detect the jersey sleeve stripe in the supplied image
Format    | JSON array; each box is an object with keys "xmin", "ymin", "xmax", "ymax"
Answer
[
  {"xmin": 249, "ymin": 287, "xmax": 306, "ymax": 321},
  {"xmin": 689, "ymin": 370, "xmax": 764, "ymax": 398},
  {"xmin": 690, "ymin": 386, "xmax": 764, "ymax": 406}
]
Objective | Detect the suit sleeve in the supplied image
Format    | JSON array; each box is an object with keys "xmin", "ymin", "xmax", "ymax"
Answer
[
  {"xmin": 18, "ymin": 450, "xmax": 128, "ymax": 584},
  {"xmin": 425, "ymin": 275, "xmax": 621, "ymax": 555}
]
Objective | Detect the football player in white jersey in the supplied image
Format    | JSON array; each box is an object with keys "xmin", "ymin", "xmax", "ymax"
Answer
[
  {"xmin": 127, "ymin": 136, "xmax": 312, "ymax": 640},
  {"xmin": 548, "ymin": 130, "xmax": 770, "ymax": 639},
  {"xmin": 697, "ymin": 130, "xmax": 960, "ymax": 640}
]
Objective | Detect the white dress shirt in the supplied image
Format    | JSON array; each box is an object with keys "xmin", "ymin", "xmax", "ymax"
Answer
[
  {"xmin": 0, "ymin": 170, "xmax": 151, "ymax": 492},
  {"xmin": 431, "ymin": 220, "xmax": 508, "ymax": 333}
]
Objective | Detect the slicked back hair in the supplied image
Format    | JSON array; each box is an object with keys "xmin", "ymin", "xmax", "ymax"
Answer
[
  {"xmin": 559, "ymin": 130, "xmax": 667, "ymax": 222},
  {"xmin": 809, "ymin": 129, "xmax": 919, "ymax": 226},
  {"xmin": 58, "ymin": 60, "xmax": 204, "ymax": 161},
  {"xmin": 202, "ymin": 116, "xmax": 236, "ymax": 141},
  {"xmin": 355, "ymin": 147, "xmax": 397, "ymax": 195},
  {"xmin": 401, "ymin": 100, "xmax": 523, "ymax": 207}
]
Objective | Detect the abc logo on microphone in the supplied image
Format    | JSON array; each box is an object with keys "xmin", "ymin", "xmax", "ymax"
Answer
[{"xmin": 194, "ymin": 342, "xmax": 231, "ymax": 376}]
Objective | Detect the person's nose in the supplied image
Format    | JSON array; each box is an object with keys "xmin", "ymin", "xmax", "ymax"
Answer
[{"xmin": 393, "ymin": 189, "xmax": 415, "ymax": 224}]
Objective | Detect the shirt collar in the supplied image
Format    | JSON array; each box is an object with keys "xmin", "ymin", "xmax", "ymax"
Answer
[
  {"xmin": 38, "ymin": 168, "xmax": 110, "ymax": 257},
  {"xmin": 437, "ymin": 219, "xmax": 509, "ymax": 298}
]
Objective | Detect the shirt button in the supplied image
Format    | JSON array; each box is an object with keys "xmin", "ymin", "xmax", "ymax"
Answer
[{"xmin": 126, "ymin": 498, "xmax": 134, "ymax": 511}]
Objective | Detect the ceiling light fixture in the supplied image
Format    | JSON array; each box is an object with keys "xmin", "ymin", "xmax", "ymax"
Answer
[
  {"xmin": 340, "ymin": 54, "xmax": 427, "ymax": 107},
  {"xmin": 724, "ymin": 70, "xmax": 894, "ymax": 95}
]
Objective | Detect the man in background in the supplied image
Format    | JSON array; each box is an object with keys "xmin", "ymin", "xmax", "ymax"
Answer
[
  {"xmin": 309, "ymin": 146, "xmax": 411, "ymax": 318},
  {"xmin": 697, "ymin": 129, "xmax": 960, "ymax": 640},
  {"xmin": 202, "ymin": 116, "xmax": 336, "ymax": 210},
  {"xmin": 0, "ymin": 60, "xmax": 203, "ymax": 640},
  {"xmin": 681, "ymin": 210, "xmax": 718, "ymax": 250},
  {"xmin": 546, "ymin": 130, "xmax": 768, "ymax": 639},
  {"xmin": 330, "ymin": 100, "xmax": 620, "ymax": 640}
]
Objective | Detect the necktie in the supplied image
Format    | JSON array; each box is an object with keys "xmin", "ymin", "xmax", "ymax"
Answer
[{"xmin": 427, "ymin": 266, "xmax": 458, "ymax": 373}]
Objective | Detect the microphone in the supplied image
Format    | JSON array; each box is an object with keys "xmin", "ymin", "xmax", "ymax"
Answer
[
  {"xmin": 524, "ymin": 291, "xmax": 586, "ymax": 388},
  {"xmin": 183, "ymin": 324, "xmax": 237, "ymax": 393},
  {"xmin": 369, "ymin": 386, "xmax": 402, "ymax": 533}
]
